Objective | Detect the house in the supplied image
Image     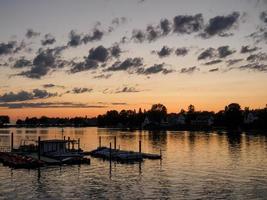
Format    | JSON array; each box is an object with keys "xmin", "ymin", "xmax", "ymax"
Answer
[
  {"xmin": 167, "ymin": 114, "xmax": 186, "ymax": 126},
  {"xmin": 244, "ymin": 112, "xmax": 258, "ymax": 124},
  {"xmin": 191, "ymin": 115, "xmax": 214, "ymax": 126}
]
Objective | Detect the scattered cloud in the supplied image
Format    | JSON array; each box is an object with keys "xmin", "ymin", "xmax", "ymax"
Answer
[
  {"xmin": 198, "ymin": 48, "xmax": 216, "ymax": 60},
  {"xmin": 173, "ymin": 14, "xmax": 203, "ymax": 34},
  {"xmin": 0, "ymin": 102, "xmax": 107, "ymax": 109},
  {"xmin": 201, "ymin": 12, "xmax": 240, "ymax": 37},
  {"xmin": 106, "ymin": 57, "xmax": 143, "ymax": 72},
  {"xmin": 153, "ymin": 46, "xmax": 173, "ymax": 58},
  {"xmin": 41, "ymin": 34, "xmax": 56, "ymax": 46},
  {"xmin": 26, "ymin": 29, "xmax": 40, "ymax": 38},
  {"xmin": 226, "ymin": 58, "xmax": 243, "ymax": 66},
  {"xmin": 246, "ymin": 52, "xmax": 267, "ymax": 62},
  {"xmin": 204, "ymin": 59, "xmax": 222, "ymax": 65},
  {"xmin": 175, "ymin": 48, "xmax": 189, "ymax": 56},
  {"xmin": 217, "ymin": 46, "xmax": 236, "ymax": 58},
  {"xmin": 209, "ymin": 68, "xmax": 219, "ymax": 72},
  {"xmin": 240, "ymin": 45, "xmax": 259, "ymax": 53},
  {"xmin": 13, "ymin": 57, "xmax": 32, "ymax": 68},
  {"xmin": 0, "ymin": 41, "xmax": 17, "ymax": 56},
  {"xmin": 93, "ymin": 74, "xmax": 112, "ymax": 79},
  {"xmin": 42, "ymin": 84, "xmax": 65, "ymax": 89},
  {"xmin": 137, "ymin": 63, "xmax": 174, "ymax": 75},
  {"xmin": 0, "ymin": 89, "xmax": 57, "ymax": 102},
  {"xmin": 72, "ymin": 87, "xmax": 93, "ymax": 94},
  {"xmin": 239, "ymin": 63, "xmax": 267, "ymax": 72},
  {"xmin": 180, "ymin": 66, "xmax": 199, "ymax": 74},
  {"xmin": 115, "ymin": 86, "xmax": 141, "ymax": 93}
]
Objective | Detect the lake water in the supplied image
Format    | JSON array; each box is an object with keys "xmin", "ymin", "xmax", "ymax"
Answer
[{"xmin": 0, "ymin": 127, "xmax": 267, "ymax": 199}]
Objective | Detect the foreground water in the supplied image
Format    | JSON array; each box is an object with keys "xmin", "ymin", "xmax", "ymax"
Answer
[{"xmin": 0, "ymin": 128, "xmax": 267, "ymax": 199}]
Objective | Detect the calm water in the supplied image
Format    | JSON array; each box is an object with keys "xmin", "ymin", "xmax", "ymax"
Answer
[{"xmin": 0, "ymin": 128, "xmax": 267, "ymax": 200}]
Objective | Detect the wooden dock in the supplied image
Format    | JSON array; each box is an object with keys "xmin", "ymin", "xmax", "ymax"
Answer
[{"xmin": 89, "ymin": 147, "xmax": 161, "ymax": 163}]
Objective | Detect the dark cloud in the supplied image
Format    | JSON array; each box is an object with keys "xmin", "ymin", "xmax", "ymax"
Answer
[
  {"xmin": 204, "ymin": 59, "xmax": 222, "ymax": 65},
  {"xmin": 173, "ymin": 14, "xmax": 203, "ymax": 34},
  {"xmin": 239, "ymin": 63, "xmax": 267, "ymax": 72},
  {"xmin": 19, "ymin": 47, "xmax": 65, "ymax": 79},
  {"xmin": 88, "ymin": 45, "xmax": 109, "ymax": 62},
  {"xmin": 246, "ymin": 52, "xmax": 267, "ymax": 62},
  {"xmin": 109, "ymin": 44, "xmax": 121, "ymax": 58},
  {"xmin": 137, "ymin": 63, "xmax": 174, "ymax": 75},
  {"xmin": 70, "ymin": 60, "xmax": 98, "ymax": 74},
  {"xmin": 13, "ymin": 57, "xmax": 32, "ymax": 68},
  {"xmin": 160, "ymin": 19, "xmax": 171, "ymax": 35},
  {"xmin": 43, "ymin": 84, "xmax": 65, "ymax": 89},
  {"xmin": 175, "ymin": 48, "xmax": 188, "ymax": 56},
  {"xmin": 41, "ymin": 34, "xmax": 56, "ymax": 46},
  {"xmin": 68, "ymin": 30, "xmax": 82, "ymax": 47},
  {"xmin": 202, "ymin": 12, "xmax": 239, "ymax": 37},
  {"xmin": 106, "ymin": 57, "xmax": 143, "ymax": 71},
  {"xmin": 240, "ymin": 45, "xmax": 259, "ymax": 53},
  {"xmin": 0, "ymin": 41, "xmax": 17, "ymax": 56},
  {"xmin": 93, "ymin": 74, "xmax": 112, "ymax": 79},
  {"xmin": 146, "ymin": 25, "xmax": 161, "ymax": 42},
  {"xmin": 203, "ymin": 12, "xmax": 240, "ymax": 37},
  {"xmin": 26, "ymin": 29, "xmax": 40, "ymax": 38},
  {"xmin": 115, "ymin": 87, "xmax": 141, "ymax": 93},
  {"xmin": 198, "ymin": 48, "xmax": 216, "ymax": 60},
  {"xmin": 260, "ymin": 11, "xmax": 267, "ymax": 23},
  {"xmin": 154, "ymin": 46, "xmax": 173, "ymax": 58},
  {"xmin": 0, "ymin": 89, "xmax": 57, "ymax": 102},
  {"xmin": 226, "ymin": 58, "xmax": 243, "ymax": 66},
  {"xmin": 72, "ymin": 87, "xmax": 93, "ymax": 94},
  {"xmin": 180, "ymin": 66, "xmax": 199, "ymax": 74},
  {"xmin": 217, "ymin": 46, "xmax": 236, "ymax": 58},
  {"xmin": 111, "ymin": 102, "xmax": 128, "ymax": 105},
  {"xmin": 82, "ymin": 28, "xmax": 104, "ymax": 44},
  {"xmin": 209, "ymin": 68, "xmax": 219, "ymax": 72},
  {"xmin": 0, "ymin": 102, "xmax": 106, "ymax": 109},
  {"xmin": 132, "ymin": 30, "xmax": 146, "ymax": 42}
]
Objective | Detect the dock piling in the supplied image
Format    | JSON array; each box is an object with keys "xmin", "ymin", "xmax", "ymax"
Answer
[
  {"xmin": 139, "ymin": 140, "xmax": 142, "ymax": 154},
  {"xmin": 78, "ymin": 138, "xmax": 80, "ymax": 150},
  {"xmin": 99, "ymin": 136, "xmax": 101, "ymax": 148},
  {"xmin": 10, "ymin": 132, "xmax": 14, "ymax": 152},
  {"xmin": 109, "ymin": 142, "xmax": 112, "ymax": 163},
  {"xmin": 68, "ymin": 137, "xmax": 70, "ymax": 151},
  {"xmin": 114, "ymin": 136, "xmax": 117, "ymax": 150},
  {"xmin": 38, "ymin": 136, "xmax": 41, "ymax": 160}
]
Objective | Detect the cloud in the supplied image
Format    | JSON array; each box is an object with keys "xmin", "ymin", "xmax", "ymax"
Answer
[
  {"xmin": 26, "ymin": 29, "xmax": 40, "ymax": 38},
  {"xmin": 240, "ymin": 45, "xmax": 259, "ymax": 53},
  {"xmin": 173, "ymin": 14, "xmax": 203, "ymax": 34},
  {"xmin": 42, "ymin": 84, "xmax": 65, "ymax": 89},
  {"xmin": 204, "ymin": 59, "xmax": 222, "ymax": 65},
  {"xmin": 153, "ymin": 46, "xmax": 173, "ymax": 58},
  {"xmin": 0, "ymin": 102, "xmax": 107, "ymax": 109},
  {"xmin": 111, "ymin": 17, "xmax": 127, "ymax": 26},
  {"xmin": 175, "ymin": 48, "xmax": 188, "ymax": 56},
  {"xmin": 68, "ymin": 30, "xmax": 82, "ymax": 47},
  {"xmin": 82, "ymin": 28, "xmax": 104, "ymax": 44},
  {"xmin": 111, "ymin": 102, "xmax": 128, "ymax": 105},
  {"xmin": 132, "ymin": 29, "xmax": 146, "ymax": 42},
  {"xmin": 0, "ymin": 41, "xmax": 17, "ymax": 56},
  {"xmin": 209, "ymin": 68, "xmax": 219, "ymax": 72},
  {"xmin": 0, "ymin": 89, "xmax": 57, "ymax": 102},
  {"xmin": 88, "ymin": 45, "xmax": 109, "ymax": 62},
  {"xmin": 115, "ymin": 86, "xmax": 141, "ymax": 93},
  {"xmin": 239, "ymin": 63, "xmax": 267, "ymax": 72},
  {"xmin": 198, "ymin": 48, "xmax": 216, "ymax": 60},
  {"xmin": 19, "ymin": 49, "xmax": 57, "ymax": 78},
  {"xmin": 180, "ymin": 66, "xmax": 199, "ymax": 74},
  {"xmin": 260, "ymin": 11, "xmax": 267, "ymax": 23},
  {"xmin": 137, "ymin": 63, "xmax": 174, "ymax": 75},
  {"xmin": 70, "ymin": 60, "xmax": 98, "ymax": 73},
  {"xmin": 160, "ymin": 19, "xmax": 172, "ymax": 35},
  {"xmin": 146, "ymin": 25, "xmax": 161, "ymax": 42},
  {"xmin": 93, "ymin": 74, "xmax": 112, "ymax": 79},
  {"xmin": 246, "ymin": 52, "xmax": 267, "ymax": 62},
  {"xmin": 226, "ymin": 58, "xmax": 243, "ymax": 66},
  {"xmin": 106, "ymin": 57, "xmax": 143, "ymax": 72},
  {"xmin": 202, "ymin": 12, "xmax": 239, "ymax": 37},
  {"xmin": 109, "ymin": 44, "xmax": 121, "ymax": 58},
  {"xmin": 41, "ymin": 34, "xmax": 56, "ymax": 46},
  {"xmin": 217, "ymin": 46, "xmax": 235, "ymax": 58},
  {"xmin": 13, "ymin": 57, "xmax": 32, "ymax": 68},
  {"xmin": 72, "ymin": 87, "xmax": 93, "ymax": 94}
]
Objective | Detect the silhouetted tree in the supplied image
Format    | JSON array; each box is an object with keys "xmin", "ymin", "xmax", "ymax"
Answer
[
  {"xmin": 224, "ymin": 103, "xmax": 242, "ymax": 129},
  {"xmin": 147, "ymin": 104, "xmax": 167, "ymax": 123}
]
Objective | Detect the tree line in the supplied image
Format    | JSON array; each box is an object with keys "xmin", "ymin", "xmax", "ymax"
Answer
[{"xmin": 0, "ymin": 103, "xmax": 266, "ymax": 130}]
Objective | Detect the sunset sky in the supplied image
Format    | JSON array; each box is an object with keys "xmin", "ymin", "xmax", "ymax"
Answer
[{"xmin": 0, "ymin": 0, "xmax": 267, "ymax": 120}]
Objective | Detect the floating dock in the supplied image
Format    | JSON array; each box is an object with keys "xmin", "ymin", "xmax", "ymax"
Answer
[{"xmin": 89, "ymin": 147, "xmax": 161, "ymax": 163}]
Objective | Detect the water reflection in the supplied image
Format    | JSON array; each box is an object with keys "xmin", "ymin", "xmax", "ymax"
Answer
[{"xmin": 0, "ymin": 128, "xmax": 266, "ymax": 199}]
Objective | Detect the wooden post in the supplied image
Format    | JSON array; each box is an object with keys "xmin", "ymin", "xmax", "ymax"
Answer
[
  {"xmin": 160, "ymin": 149, "xmax": 162, "ymax": 159},
  {"xmin": 11, "ymin": 132, "xmax": 14, "ymax": 152},
  {"xmin": 78, "ymin": 138, "xmax": 80, "ymax": 150},
  {"xmin": 109, "ymin": 142, "xmax": 112, "ymax": 162},
  {"xmin": 38, "ymin": 136, "xmax": 41, "ymax": 160},
  {"xmin": 72, "ymin": 139, "xmax": 74, "ymax": 150},
  {"xmin": 99, "ymin": 136, "xmax": 101, "ymax": 148},
  {"xmin": 63, "ymin": 136, "xmax": 66, "ymax": 141},
  {"xmin": 68, "ymin": 137, "xmax": 70, "ymax": 151},
  {"xmin": 114, "ymin": 136, "xmax": 117, "ymax": 150},
  {"xmin": 139, "ymin": 140, "xmax": 142, "ymax": 154}
]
